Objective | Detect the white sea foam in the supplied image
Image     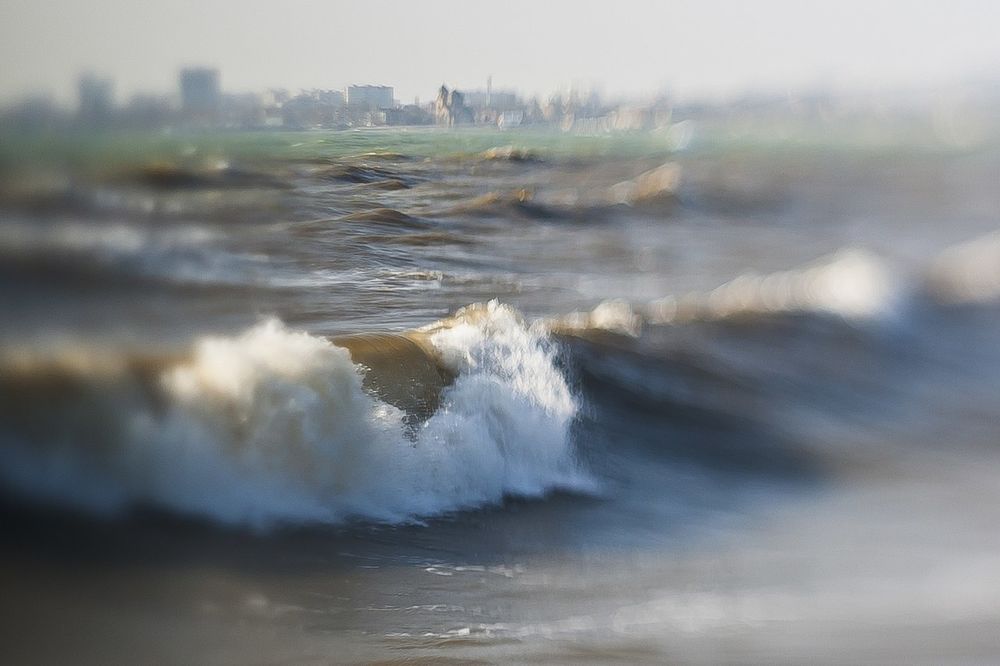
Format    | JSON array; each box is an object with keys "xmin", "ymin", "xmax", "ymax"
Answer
[
  {"xmin": 0, "ymin": 302, "xmax": 591, "ymax": 527},
  {"xmin": 646, "ymin": 248, "xmax": 896, "ymax": 324},
  {"xmin": 548, "ymin": 300, "xmax": 643, "ymax": 337},
  {"xmin": 548, "ymin": 250, "xmax": 897, "ymax": 342}
]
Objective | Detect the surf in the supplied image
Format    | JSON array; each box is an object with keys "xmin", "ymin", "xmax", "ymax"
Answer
[{"xmin": 0, "ymin": 302, "xmax": 592, "ymax": 528}]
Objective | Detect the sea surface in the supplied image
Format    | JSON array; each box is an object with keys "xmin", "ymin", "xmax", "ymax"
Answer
[{"xmin": 1, "ymin": 125, "xmax": 1000, "ymax": 664}]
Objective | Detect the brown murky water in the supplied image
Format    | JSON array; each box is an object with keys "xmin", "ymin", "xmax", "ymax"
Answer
[{"xmin": 2, "ymin": 127, "xmax": 1000, "ymax": 663}]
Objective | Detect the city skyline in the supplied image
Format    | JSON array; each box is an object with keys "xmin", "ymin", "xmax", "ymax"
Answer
[{"xmin": 2, "ymin": 0, "xmax": 998, "ymax": 107}]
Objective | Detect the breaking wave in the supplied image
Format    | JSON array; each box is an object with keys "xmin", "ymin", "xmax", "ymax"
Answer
[{"xmin": 0, "ymin": 302, "xmax": 592, "ymax": 527}]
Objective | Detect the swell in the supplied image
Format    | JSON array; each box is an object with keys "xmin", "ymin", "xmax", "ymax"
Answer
[
  {"xmin": 433, "ymin": 161, "xmax": 681, "ymax": 221},
  {"xmin": 339, "ymin": 208, "xmax": 431, "ymax": 229},
  {"xmin": 565, "ymin": 332, "xmax": 824, "ymax": 479},
  {"xmin": 551, "ymin": 232, "xmax": 1000, "ymax": 341},
  {"xmin": 438, "ymin": 189, "xmax": 565, "ymax": 220},
  {"xmin": 312, "ymin": 163, "xmax": 419, "ymax": 189},
  {"xmin": 439, "ymin": 146, "xmax": 545, "ymax": 165},
  {"xmin": 549, "ymin": 248, "xmax": 899, "ymax": 339},
  {"xmin": 109, "ymin": 162, "xmax": 292, "ymax": 191},
  {"xmin": 3, "ymin": 233, "xmax": 997, "ymax": 528},
  {"xmin": 0, "ymin": 219, "xmax": 273, "ymax": 290}
]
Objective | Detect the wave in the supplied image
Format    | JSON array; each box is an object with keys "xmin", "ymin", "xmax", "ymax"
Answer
[
  {"xmin": 438, "ymin": 146, "xmax": 545, "ymax": 165},
  {"xmin": 439, "ymin": 189, "xmax": 564, "ymax": 220},
  {"xmin": 0, "ymin": 302, "xmax": 591, "ymax": 527},
  {"xmin": 313, "ymin": 163, "xmax": 417, "ymax": 188},
  {"xmin": 583, "ymin": 234, "xmax": 1000, "ymax": 332},
  {"xmin": 435, "ymin": 162, "xmax": 680, "ymax": 221},
  {"xmin": 926, "ymin": 229, "xmax": 1000, "ymax": 305},
  {"xmin": 336, "ymin": 209, "xmax": 468, "ymax": 246},
  {"xmin": 0, "ymin": 219, "xmax": 265, "ymax": 287},
  {"xmin": 356, "ymin": 230, "xmax": 476, "ymax": 247},
  {"xmin": 478, "ymin": 146, "xmax": 544, "ymax": 163},
  {"xmin": 649, "ymin": 248, "xmax": 897, "ymax": 323},
  {"xmin": 5, "ymin": 237, "xmax": 989, "ymax": 529},
  {"xmin": 363, "ymin": 178, "xmax": 413, "ymax": 191},
  {"xmin": 339, "ymin": 208, "xmax": 431, "ymax": 229},
  {"xmin": 331, "ymin": 331, "xmax": 453, "ymax": 420},
  {"xmin": 109, "ymin": 161, "xmax": 291, "ymax": 191},
  {"xmin": 548, "ymin": 249, "xmax": 897, "ymax": 342},
  {"xmin": 607, "ymin": 162, "xmax": 681, "ymax": 206},
  {"xmin": 548, "ymin": 300, "xmax": 645, "ymax": 337},
  {"xmin": 343, "ymin": 151, "xmax": 411, "ymax": 162}
]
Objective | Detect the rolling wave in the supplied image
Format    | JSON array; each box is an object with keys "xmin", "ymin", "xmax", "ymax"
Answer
[
  {"xmin": 2, "ymin": 233, "xmax": 998, "ymax": 528},
  {"xmin": 0, "ymin": 302, "xmax": 592, "ymax": 527}
]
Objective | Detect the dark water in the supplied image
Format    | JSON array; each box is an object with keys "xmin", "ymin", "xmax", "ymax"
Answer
[{"xmin": 2, "ymin": 127, "xmax": 1000, "ymax": 664}]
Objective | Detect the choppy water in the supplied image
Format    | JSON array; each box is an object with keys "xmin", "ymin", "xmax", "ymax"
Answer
[{"xmin": 2, "ymin": 126, "xmax": 1000, "ymax": 664}]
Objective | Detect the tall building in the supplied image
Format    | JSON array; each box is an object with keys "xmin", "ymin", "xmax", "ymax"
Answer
[
  {"xmin": 77, "ymin": 74, "xmax": 114, "ymax": 125},
  {"xmin": 180, "ymin": 67, "xmax": 220, "ymax": 117},
  {"xmin": 346, "ymin": 85, "xmax": 394, "ymax": 110}
]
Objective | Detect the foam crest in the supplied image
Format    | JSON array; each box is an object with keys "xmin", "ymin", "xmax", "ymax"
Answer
[
  {"xmin": 547, "ymin": 300, "xmax": 643, "ymax": 337},
  {"xmin": 421, "ymin": 302, "xmax": 582, "ymax": 498},
  {"xmin": 647, "ymin": 249, "xmax": 895, "ymax": 324}
]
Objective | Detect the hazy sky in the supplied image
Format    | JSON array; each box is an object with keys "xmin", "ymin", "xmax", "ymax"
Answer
[{"xmin": 1, "ymin": 0, "xmax": 998, "ymax": 106}]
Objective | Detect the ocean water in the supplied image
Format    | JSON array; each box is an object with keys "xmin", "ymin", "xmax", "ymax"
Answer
[{"xmin": 2, "ymin": 126, "xmax": 1000, "ymax": 664}]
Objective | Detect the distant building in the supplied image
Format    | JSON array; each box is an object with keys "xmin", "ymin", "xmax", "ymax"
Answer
[
  {"xmin": 435, "ymin": 85, "xmax": 473, "ymax": 127},
  {"xmin": 180, "ymin": 67, "xmax": 220, "ymax": 120},
  {"xmin": 317, "ymin": 89, "xmax": 345, "ymax": 107},
  {"xmin": 384, "ymin": 104, "xmax": 433, "ymax": 126},
  {"xmin": 120, "ymin": 93, "xmax": 173, "ymax": 129},
  {"xmin": 1, "ymin": 95, "xmax": 66, "ymax": 133},
  {"xmin": 77, "ymin": 74, "xmax": 114, "ymax": 126},
  {"xmin": 462, "ymin": 90, "xmax": 519, "ymax": 110},
  {"xmin": 279, "ymin": 89, "xmax": 351, "ymax": 129},
  {"xmin": 346, "ymin": 85, "xmax": 394, "ymax": 110},
  {"xmin": 221, "ymin": 92, "xmax": 265, "ymax": 128},
  {"xmin": 496, "ymin": 110, "xmax": 524, "ymax": 129}
]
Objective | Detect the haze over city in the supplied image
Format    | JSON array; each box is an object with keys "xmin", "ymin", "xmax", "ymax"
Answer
[{"xmin": 2, "ymin": 0, "xmax": 999, "ymax": 107}]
